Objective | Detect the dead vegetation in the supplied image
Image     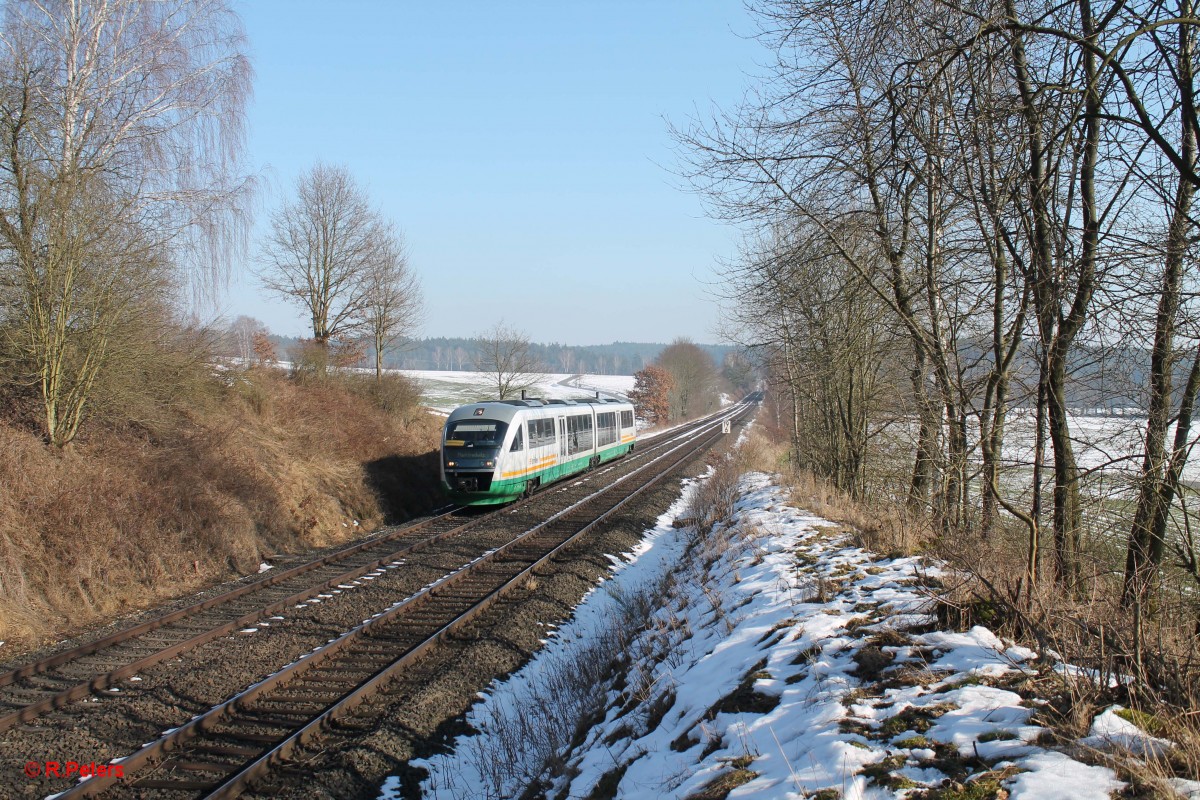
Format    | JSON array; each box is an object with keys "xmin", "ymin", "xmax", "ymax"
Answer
[
  {"xmin": 0, "ymin": 366, "xmax": 441, "ymax": 649},
  {"xmin": 739, "ymin": 422, "xmax": 1200, "ymax": 790}
]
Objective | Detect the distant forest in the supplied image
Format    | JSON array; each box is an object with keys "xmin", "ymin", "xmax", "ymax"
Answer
[{"xmin": 266, "ymin": 336, "xmax": 737, "ymax": 376}]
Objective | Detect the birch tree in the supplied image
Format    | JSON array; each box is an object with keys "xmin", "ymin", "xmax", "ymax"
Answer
[{"xmin": 0, "ymin": 0, "xmax": 252, "ymax": 447}]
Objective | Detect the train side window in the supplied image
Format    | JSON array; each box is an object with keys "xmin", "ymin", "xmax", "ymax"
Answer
[
  {"xmin": 597, "ymin": 412, "xmax": 617, "ymax": 446},
  {"xmin": 528, "ymin": 418, "xmax": 554, "ymax": 447},
  {"xmin": 566, "ymin": 414, "xmax": 594, "ymax": 454},
  {"xmin": 621, "ymin": 410, "xmax": 634, "ymax": 428},
  {"xmin": 510, "ymin": 426, "xmax": 524, "ymax": 452}
]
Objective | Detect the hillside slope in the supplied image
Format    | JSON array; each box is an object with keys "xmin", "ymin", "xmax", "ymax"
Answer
[{"xmin": 0, "ymin": 369, "xmax": 443, "ymax": 650}]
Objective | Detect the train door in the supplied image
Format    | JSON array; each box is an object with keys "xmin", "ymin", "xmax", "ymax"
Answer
[
  {"xmin": 511, "ymin": 419, "xmax": 529, "ymax": 476},
  {"xmin": 558, "ymin": 417, "xmax": 567, "ymax": 460}
]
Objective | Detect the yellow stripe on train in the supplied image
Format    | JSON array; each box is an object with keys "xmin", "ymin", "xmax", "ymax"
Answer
[{"xmin": 501, "ymin": 456, "xmax": 558, "ymax": 479}]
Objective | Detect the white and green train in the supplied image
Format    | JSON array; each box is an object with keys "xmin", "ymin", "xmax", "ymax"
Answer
[{"xmin": 440, "ymin": 398, "xmax": 637, "ymax": 505}]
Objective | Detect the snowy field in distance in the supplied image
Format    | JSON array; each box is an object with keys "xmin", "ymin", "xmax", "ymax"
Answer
[{"xmin": 401, "ymin": 370, "xmax": 634, "ymax": 414}]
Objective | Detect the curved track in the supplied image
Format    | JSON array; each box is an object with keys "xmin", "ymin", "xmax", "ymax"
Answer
[
  {"xmin": 5, "ymin": 398, "xmax": 757, "ymax": 799},
  {"xmin": 0, "ymin": 405, "xmax": 747, "ymax": 734}
]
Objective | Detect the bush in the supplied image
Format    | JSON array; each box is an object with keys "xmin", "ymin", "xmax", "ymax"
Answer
[{"xmin": 340, "ymin": 372, "xmax": 424, "ymax": 419}]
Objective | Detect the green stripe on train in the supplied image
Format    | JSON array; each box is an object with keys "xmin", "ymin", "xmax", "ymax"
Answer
[{"xmin": 443, "ymin": 443, "xmax": 634, "ymax": 505}]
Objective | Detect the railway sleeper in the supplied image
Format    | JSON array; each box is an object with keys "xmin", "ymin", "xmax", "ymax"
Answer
[
  {"xmin": 272, "ymin": 690, "xmax": 347, "ymax": 705},
  {"xmin": 360, "ymin": 634, "xmax": 423, "ymax": 649},
  {"xmin": 13, "ymin": 672, "xmax": 78, "ymax": 688},
  {"xmin": 166, "ymin": 759, "xmax": 239, "ymax": 775},
  {"xmin": 133, "ymin": 635, "xmax": 185, "ymax": 648},
  {"xmin": 253, "ymin": 698, "xmax": 328, "ymax": 711},
  {"xmin": 346, "ymin": 647, "xmax": 402, "ymax": 657},
  {"xmin": 313, "ymin": 664, "xmax": 380, "ymax": 675},
  {"xmin": 217, "ymin": 734, "xmax": 291, "ymax": 743},
  {"xmin": 433, "ymin": 590, "xmax": 502, "ymax": 604},
  {"xmin": 398, "ymin": 608, "xmax": 459, "ymax": 622},
  {"xmin": 286, "ymin": 674, "xmax": 361, "ymax": 688},
  {"xmin": 346, "ymin": 641, "xmax": 407, "ymax": 652},
  {"xmin": 271, "ymin": 684, "xmax": 348, "ymax": 697},
  {"xmin": 187, "ymin": 742, "xmax": 263, "ymax": 758},
  {"xmin": 338, "ymin": 649, "xmax": 399, "ymax": 662},
  {"xmin": 0, "ymin": 687, "xmax": 63, "ymax": 703},
  {"xmin": 167, "ymin": 624, "xmax": 222, "ymax": 634},
  {"xmin": 131, "ymin": 777, "xmax": 218, "ymax": 791},
  {"xmin": 59, "ymin": 657, "xmax": 124, "ymax": 672},
  {"xmin": 231, "ymin": 714, "xmax": 312, "ymax": 734}
]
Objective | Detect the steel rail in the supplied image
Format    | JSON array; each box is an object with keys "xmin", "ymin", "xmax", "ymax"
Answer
[
  {"xmin": 52, "ymin": 403, "xmax": 750, "ymax": 799},
  {"xmin": 0, "ymin": 512, "xmax": 485, "ymax": 732},
  {"xmin": 0, "ymin": 506, "xmax": 459, "ymax": 693}
]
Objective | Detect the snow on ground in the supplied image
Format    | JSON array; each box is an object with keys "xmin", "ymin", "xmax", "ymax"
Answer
[{"xmin": 393, "ymin": 471, "xmax": 1179, "ymax": 800}]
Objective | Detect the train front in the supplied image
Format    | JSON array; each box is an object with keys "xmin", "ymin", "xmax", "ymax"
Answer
[{"xmin": 440, "ymin": 405, "xmax": 514, "ymax": 505}]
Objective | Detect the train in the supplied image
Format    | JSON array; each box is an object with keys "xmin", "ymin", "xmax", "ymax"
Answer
[{"xmin": 440, "ymin": 397, "xmax": 637, "ymax": 505}]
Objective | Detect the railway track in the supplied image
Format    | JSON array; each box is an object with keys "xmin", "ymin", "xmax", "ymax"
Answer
[
  {"xmin": 0, "ymin": 405, "xmax": 745, "ymax": 739},
  {"xmin": 42, "ymin": 399, "xmax": 754, "ymax": 798},
  {"xmin": 0, "ymin": 429, "xmax": 713, "ymax": 732},
  {"xmin": 0, "ymin": 510, "xmax": 473, "ymax": 733}
]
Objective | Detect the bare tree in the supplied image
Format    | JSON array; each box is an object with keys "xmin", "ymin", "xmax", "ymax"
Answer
[
  {"xmin": 362, "ymin": 229, "xmax": 423, "ymax": 379},
  {"xmin": 474, "ymin": 321, "xmax": 543, "ymax": 400},
  {"xmin": 227, "ymin": 316, "xmax": 264, "ymax": 364},
  {"xmin": 0, "ymin": 0, "xmax": 252, "ymax": 447},
  {"xmin": 1122, "ymin": 0, "xmax": 1200, "ymax": 604},
  {"xmin": 656, "ymin": 339, "xmax": 719, "ymax": 420},
  {"xmin": 257, "ymin": 163, "xmax": 386, "ymax": 363}
]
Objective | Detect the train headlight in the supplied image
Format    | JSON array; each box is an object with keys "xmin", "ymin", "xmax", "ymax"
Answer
[
  {"xmin": 485, "ymin": 460, "xmax": 494, "ymax": 467},
  {"xmin": 446, "ymin": 461, "xmax": 456, "ymax": 467}
]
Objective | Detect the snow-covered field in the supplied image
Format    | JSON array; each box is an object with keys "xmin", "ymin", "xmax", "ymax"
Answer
[
  {"xmin": 392, "ymin": 471, "xmax": 1200, "ymax": 800},
  {"xmin": 996, "ymin": 410, "xmax": 1200, "ymax": 486},
  {"xmin": 399, "ymin": 370, "xmax": 634, "ymax": 414}
]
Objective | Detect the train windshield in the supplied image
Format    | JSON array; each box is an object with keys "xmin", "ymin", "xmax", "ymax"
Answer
[{"xmin": 444, "ymin": 420, "xmax": 508, "ymax": 448}]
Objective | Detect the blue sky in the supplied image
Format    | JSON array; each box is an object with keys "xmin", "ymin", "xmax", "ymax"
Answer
[{"xmin": 219, "ymin": 2, "xmax": 760, "ymax": 346}]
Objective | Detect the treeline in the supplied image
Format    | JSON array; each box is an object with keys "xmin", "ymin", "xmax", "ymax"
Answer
[
  {"xmin": 226, "ymin": 335, "xmax": 739, "ymax": 377},
  {"xmin": 681, "ymin": 0, "xmax": 1200, "ymax": 624}
]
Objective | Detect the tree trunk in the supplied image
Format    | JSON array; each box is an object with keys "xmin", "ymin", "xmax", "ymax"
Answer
[{"xmin": 1124, "ymin": 6, "xmax": 1197, "ymax": 604}]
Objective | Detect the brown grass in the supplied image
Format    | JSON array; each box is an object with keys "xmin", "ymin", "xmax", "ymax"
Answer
[
  {"xmin": 736, "ymin": 429, "xmax": 933, "ymax": 557},
  {"xmin": 934, "ymin": 530, "xmax": 1200, "ymax": 786},
  {"xmin": 0, "ymin": 368, "xmax": 442, "ymax": 649},
  {"xmin": 740, "ymin": 423, "xmax": 1200, "ymax": 785}
]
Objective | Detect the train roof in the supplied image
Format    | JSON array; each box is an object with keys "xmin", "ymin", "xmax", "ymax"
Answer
[{"xmin": 444, "ymin": 398, "xmax": 632, "ymax": 425}]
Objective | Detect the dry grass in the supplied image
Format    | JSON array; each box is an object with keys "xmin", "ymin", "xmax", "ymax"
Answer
[
  {"xmin": 736, "ymin": 429, "xmax": 933, "ymax": 557},
  {"xmin": 0, "ymin": 367, "xmax": 442, "ymax": 648},
  {"xmin": 740, "ymin": 422, "xmax": 1200, "ymax": 786},
  {"xmin": 934, "ymin": 530, "xmax": 1200, "ymax": 786}
]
